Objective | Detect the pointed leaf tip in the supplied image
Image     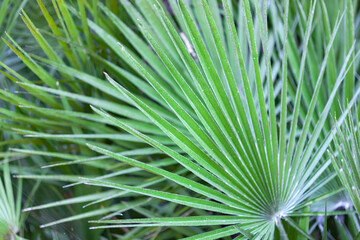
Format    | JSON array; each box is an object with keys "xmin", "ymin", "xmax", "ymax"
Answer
[{"xmin": 22, "ymin": 207, "xmax": 33, "ymax": 212}]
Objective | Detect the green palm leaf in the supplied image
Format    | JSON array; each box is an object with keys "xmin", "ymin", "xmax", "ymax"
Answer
[{"xmin": 1, "ymin": 0, "xmax": 360, "ymax": 239}]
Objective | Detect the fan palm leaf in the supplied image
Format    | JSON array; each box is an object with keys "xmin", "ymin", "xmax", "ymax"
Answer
[{"xmin": 1, "ymin": 0, "xmax": 360, "ymax": 239}]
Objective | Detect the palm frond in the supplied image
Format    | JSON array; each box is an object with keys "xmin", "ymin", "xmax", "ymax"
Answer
[{"xmin": 1, "ymin": 0, "xmax": 360, "ymax": 239}]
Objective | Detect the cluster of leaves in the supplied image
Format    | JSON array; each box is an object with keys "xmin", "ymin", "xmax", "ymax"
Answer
[
  {"xmin": 0, "ymin": 0, "xmax": 360, "ymax": 239},
  {"xmin": 329, "ymin": 109, "xmax": 360, "ymax": 218}
]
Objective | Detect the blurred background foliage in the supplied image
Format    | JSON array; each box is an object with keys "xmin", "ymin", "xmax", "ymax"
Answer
[{"xmin": 0, "ymin": 0, "xmax": 360, "ymax": 239}]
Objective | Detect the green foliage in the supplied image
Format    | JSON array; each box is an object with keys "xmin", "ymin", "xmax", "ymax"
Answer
[
  {"xmin": 329, "ymin": 109, "xmax": 360, "ymax": 217},
  {"xmin": 0, "ymin": 0, "xmax": 360, "ymax": 239},
  {"xmin": 0, "ymin": 163, "xmax": 22, "ymax": 239}
]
